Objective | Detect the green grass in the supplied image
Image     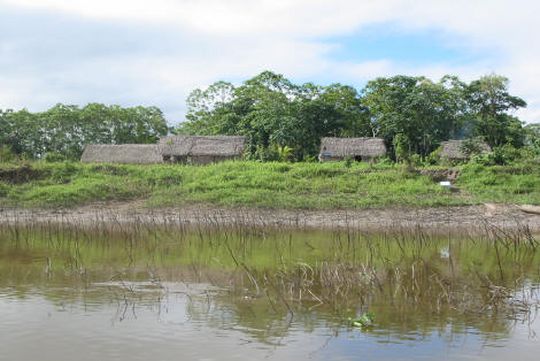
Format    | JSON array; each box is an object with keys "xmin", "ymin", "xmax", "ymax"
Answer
[
  {"xmin": 456, "ymin": 162, "xmax": 540, "ymax": 204},
  {"xmin": 0, "ymin": 160, "xmax": 539, "ymax": 209}
]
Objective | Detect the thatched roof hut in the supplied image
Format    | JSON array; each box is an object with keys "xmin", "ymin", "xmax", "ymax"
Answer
[
  {"xmin": 440, "ymin": 140, "xmax": 491, "ymax": 161},
  {"xmin": 160, "ymin": 135, "xmax": 246, "ymax": 164},
  {"xmin": 80, "ymin": 144, "xmax": 163, "ymax": 164},
  {"xmin": 319, "ymin": 137, "xmax": 387, "ymax": 162}
]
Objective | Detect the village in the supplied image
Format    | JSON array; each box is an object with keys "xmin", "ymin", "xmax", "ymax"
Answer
[
  {"xmin": 2, "ymin": 1, "xmax": 540, "ymax": 360},
  {"xmin": 80, "ymin": 135, "xmax": 489, "ymax": 164}
]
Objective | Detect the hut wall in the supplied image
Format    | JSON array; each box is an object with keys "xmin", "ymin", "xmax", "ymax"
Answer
[
  {"xmin": 190, "ymin": 155, "xmax": 239, "ymax": 164},
  {"xmin": 440, "ymin": 140, "xmax": 491, "ymax": 161},
  {"xmin": 81, "ymin": 144, "xmax": 163, "ymax": 164},
  {"xmin": 319, "ymin": 154, "xmax": 378, "ymax": 162},
  {"xmin": 163, "ymin": 154, "xmax": 240, "ymax": 165},
  {"xmin": 318, "ymin": 137, "xmax": 386, "ymax": 162},
  {"xmin": 159, "ymin": 135, "xmax": 246, "ymax": 164},
  {"xmin": 319, "ymin": 153, "xmax": 344, "ymax": 162}
]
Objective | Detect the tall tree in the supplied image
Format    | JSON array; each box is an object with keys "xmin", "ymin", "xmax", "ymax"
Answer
[
  {"xmin": 362, "ymin": 75, "xmax": 464, "ymax": 158},
  {"xmin": 465, "ymin": 75, "xmax": 527, "ymax": 147},
  {"xmin": 0, "ymin": 104, "xmax": 169, "ymax": 160},
  {"xmin": 524, "ymin": 123, "xmax": 540, "ymax": 151},
  {"xmin": 178, "ymin": 71, "xmax": 370, "ymax": 160}
]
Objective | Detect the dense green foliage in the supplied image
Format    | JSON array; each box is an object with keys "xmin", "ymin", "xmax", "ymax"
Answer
[
  {"xmin": 362, "ymin": 75, "xmax": 466, "ymax": 158},
  {"xmin": 0, "ymin": 103, "xmax": 169, "ymax": 160},
  {"xmin": 1, "ymin": 72, "xmax": 538, "ymax": 164},
  {"xmin": 178, "ymin": 71, "xmax": 535, "ymax": 161},
  {"xmin": 179, "ymin": 72, "xmax": 370, "ymax": 160},
  {"xmin": 525, "ymin": 123, "xmax": 540, "ymax": 151},
  {"xmin": 1, "ymin": 160, "xmax": 539, "ymax": 209}
]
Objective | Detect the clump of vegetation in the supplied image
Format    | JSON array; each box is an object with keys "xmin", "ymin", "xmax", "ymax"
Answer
[
  {"xmin": 457, "ymin": 161, "xmax": 540, "ymax": 204},
  {"xmin": 3, "ymin": 72, "xmax": 535, "ymax": 164},
  {"xmin": 350, "ymin": 312, "xmax": 375, "ymax": 329},
  {"xmin": 0, "ymin": 104, "xmax": 169, "ymax": 161},
  {"xmin": 0, "ymin": 160, "xmax": 539, "ymax": 209},
  {"xmin": 178, "ymin": 72, "xmax": 534, "ymax": 162},
  {"xmin": 1, "ymin": 222, "xmax": 538, "ymax": 327},
  {"xmin": 0, "ymin": 145, "xmax": 18, "ymax": 163},
  {"xmin": 0, "ymin": 71, "xmax": 539, "ymax": 209}
]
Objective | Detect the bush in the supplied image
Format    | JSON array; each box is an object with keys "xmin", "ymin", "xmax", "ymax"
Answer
[
  {"xmin": 376, "ymin": 156, "xmax": 395, "ymax": 167},
  {"xmin": 302, "ymin": 155, "xmax": 319, "ymax": 163},
  {"xmin": 409, "ymin": 154, "xmax": 424, "ymax": 167},
  {"xmin": 44, "ymin": 152, "xmax": 68, "ymax": 163},
  {"xmin": 344, "ymin": 156, "xmax": 353, "ymax": 168},
  {"xmin": 0, "ymin": 146, "xmax": 17, "ymax": 163},
  {"xmin": 50, "ymin": 163, "xmax": 79, "ymax": 184},
  {"xmin": 425, "ymin": 147, "xmax": 442, "ymax": 165},
  {"xmin": 471, "ymin": 144, "xmax": 522, "ymax": 166},
  {"xmin": 0, "ymin": 182, "xmax": 10, "ymax": 197}
]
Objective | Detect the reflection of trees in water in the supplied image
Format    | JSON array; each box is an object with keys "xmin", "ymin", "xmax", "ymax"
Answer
[
  {"xmin": 182, "ymin": 249, "xmax": 540, "ymax": 344},
  {"xmin": 185, "ymin": 292, "xmax": 298, "ymax": 346},
  {"xmin": 1, "ymin": 223, "xmax": 540, "ymax": 346},
  {"xmin": 184, "ymin": 278, "xmax": 535, "ymax": 346},
  {"xmin": 0, "ymin": 267, "xmax": 537, "ymax": 346}
]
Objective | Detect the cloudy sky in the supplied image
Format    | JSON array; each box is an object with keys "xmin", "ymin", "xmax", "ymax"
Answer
[{"xmin": 1, "ymin": 0, "xmax": 539, "ymax": 125}]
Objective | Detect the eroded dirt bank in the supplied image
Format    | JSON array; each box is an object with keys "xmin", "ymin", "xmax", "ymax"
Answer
[{"xmin": 1, "ymin": 202, "xmax": 539, "ymax": 235}]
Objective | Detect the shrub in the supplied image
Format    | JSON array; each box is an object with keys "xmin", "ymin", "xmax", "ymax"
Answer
[
  {"xmin": 409, "ymin": 154, "xmax": 424, "ymax": 167},
  {"xmin": 0, "ymin": 182, "xmax": 10, "ymax": 197},
  {"xmin": 44, "ymin": 152, "xmax": 68, "ymax": 163},
  {"xmin": 344, "ymin": 156, "xmax": 353, "ymax": 168},
  {"xmin": 0, "ymin": 145, "xmax": 17, "ymax": 163},
  {"xmin": 471, "ymin": 144, "xmax": 523, "ymax": 166},
  {"xmin": 50, "ymin": 163, "xmax": 79, "ymax": 184},
  {"xmin": 425, "ymin": 147, "xmax": 442, "ymax": 165}
]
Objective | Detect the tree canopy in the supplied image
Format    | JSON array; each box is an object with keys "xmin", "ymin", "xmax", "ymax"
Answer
[
  {"xmin": 179, "ymin": 71, "xmax": 369, "ymax": 160},
  {"xmin": 0, "ymin": 71, "xmax": 533, "ymax": 162},
  {"xmin": 0, "ymin": 104, "xmax": 168, "ymax": 160},
  {"xmin": 178, "ymin": 71, "xmax": 529, "ymax": 161}
]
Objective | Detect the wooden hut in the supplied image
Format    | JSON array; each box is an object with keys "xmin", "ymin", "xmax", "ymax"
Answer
[
  {"xmin": 160, "ymin": 135, "xmax": 246, "ymax": 164},
  {"xmin": 80, "ymin": 144, "xmax": 163, "ymax": 164},
  {"xmin": 318, "ymin": 137, "xmax": 387, "ymax": 162},
  {"xmin": 439, "ymin": 140, "xmax": 491, "ymax": 161}
]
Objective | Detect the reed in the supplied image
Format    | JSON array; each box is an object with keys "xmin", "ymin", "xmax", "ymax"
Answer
[{"xmin": 1, "ymin": 217, "xmax": 539, "ymax": 324}]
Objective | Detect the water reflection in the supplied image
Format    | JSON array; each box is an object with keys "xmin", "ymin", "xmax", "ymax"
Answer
[{"xmin": 0, "ymin": 223, "xmax": 539, "ymax": 360}]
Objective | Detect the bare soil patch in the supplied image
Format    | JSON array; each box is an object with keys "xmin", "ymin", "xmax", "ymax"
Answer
[{"xmin": 1, "ymin": 202, "xmax": 539, "ymax": 235}]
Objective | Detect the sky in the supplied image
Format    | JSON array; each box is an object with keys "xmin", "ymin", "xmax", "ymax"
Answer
[{"xmin": 1, "ymin": 0, "xmax": 539, "ymax": 125}]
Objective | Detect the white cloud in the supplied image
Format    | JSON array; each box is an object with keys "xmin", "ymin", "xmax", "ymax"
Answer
[
  {"xmin": 0, "ymin": 0, "xmax": 539, "ymax": 123},
  {"xmin": 0, "ymin": 0, "xmax": 397, "ymax": 35}
]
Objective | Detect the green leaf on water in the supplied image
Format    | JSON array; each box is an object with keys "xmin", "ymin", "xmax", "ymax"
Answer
[{"xmin": 349, "ymin": 311, "xmax": 375, "ymax": 328}]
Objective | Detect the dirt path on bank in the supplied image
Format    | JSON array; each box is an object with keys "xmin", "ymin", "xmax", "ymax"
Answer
[{"xmin": 1, "ymin": 202, "xmax": 539, "ymax": 234}]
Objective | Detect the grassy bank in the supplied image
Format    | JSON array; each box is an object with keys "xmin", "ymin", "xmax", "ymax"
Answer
[{"xmin": 0, "ymin": 160, "xmax": 539, "ymax": 209}]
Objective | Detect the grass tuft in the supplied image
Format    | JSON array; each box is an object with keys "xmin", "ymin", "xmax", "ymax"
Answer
[{"xmin": 0, "ymin": 160, "xmax": 539, "ymax": 209}]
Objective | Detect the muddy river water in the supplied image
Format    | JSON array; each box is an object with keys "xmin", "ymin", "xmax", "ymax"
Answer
[{"xmin": 1, "ymin": 222, "xmax": 539, "ymax": 360}]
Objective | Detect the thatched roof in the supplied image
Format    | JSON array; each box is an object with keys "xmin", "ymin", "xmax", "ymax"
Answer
[
  {"xmin": 319, "ymin": 137, "xmax": 387, "ymax": 158},
  {"xmin": 160, "ymin": 135, "xmax": 246, "ymax": 157},
  {"xmin": 440, "ymin": 140, "xmax": 491, "ymax": 160},
  {"xmin": 81, "ymin": 144, "xmax": 163, "ymax": 164}
]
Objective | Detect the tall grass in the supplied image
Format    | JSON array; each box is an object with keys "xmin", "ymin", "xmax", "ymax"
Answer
[
  {"xmin": 1, "ymin": 219, "xmax": 538, "ymax": 314},
  {"xmin": 1, "ymin": 160, "xmax": 539, "ymax": 208}
]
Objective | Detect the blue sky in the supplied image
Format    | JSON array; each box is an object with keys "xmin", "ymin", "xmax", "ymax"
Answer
[
  {"xmin": 328, "ymin": 27, "xmax": 488, "ymax": 67},
  {"xmin": 0, "ymin": 0, "xmax": 539, "ymax": 125}
]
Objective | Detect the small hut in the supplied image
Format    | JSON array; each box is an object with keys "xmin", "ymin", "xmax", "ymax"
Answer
[
  {"xmin": 439, "ymin": 140, "xmax": 491, "ymax": 161},
  {"xmin": 319, "ymin": 137, "xmax": 387, "ymax": 162},
  {"xmin": 80, "ymin": 144, "xmax": 163, "ymax": 164},
  {"xmin": 160, "ymin": 135, "xmax": 246, "ymax": 164}
]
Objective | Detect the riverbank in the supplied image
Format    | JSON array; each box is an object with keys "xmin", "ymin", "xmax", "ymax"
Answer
[
  {"xmin": 2, "ymin": 202, "xmax": 539, "ymax": 234},
  {"xmin": 1, "ymin": 161, "xmax": 540, "ymax": 210}
]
